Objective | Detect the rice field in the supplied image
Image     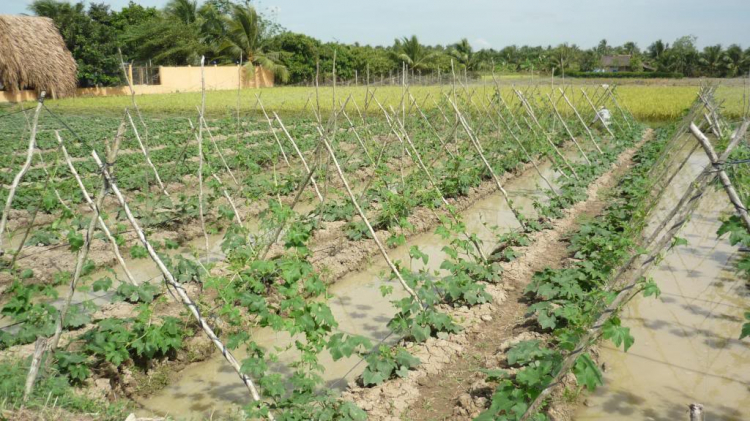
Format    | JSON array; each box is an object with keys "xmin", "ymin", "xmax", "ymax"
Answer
[{"xmin": 11, "ymin": 81, "xmax": 747, "ymax": 122}]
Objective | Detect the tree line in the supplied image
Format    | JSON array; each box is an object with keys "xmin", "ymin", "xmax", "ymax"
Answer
[{"xmin": 29, "ymin": 0, "xmax": 750, "ymax": 87}]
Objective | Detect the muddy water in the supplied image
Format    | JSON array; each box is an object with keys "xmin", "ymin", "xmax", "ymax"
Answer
[
  {"xmin": 135, "ymin": 152, "xmax": 573, "ymax": 419},
  {"xmin": 575, "ymin": 140, "xmax": 750, "ymax": 420}
]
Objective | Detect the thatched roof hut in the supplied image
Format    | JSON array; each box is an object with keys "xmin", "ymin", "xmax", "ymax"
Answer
[{"xmin": 0, "ymin": 15, "xmax": 77, "ymax": 97}]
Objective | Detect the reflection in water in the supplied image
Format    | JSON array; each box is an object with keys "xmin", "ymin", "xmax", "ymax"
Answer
[{"xmin": 575, "ymin": 139, "xmax": 750, "ymax": 421}]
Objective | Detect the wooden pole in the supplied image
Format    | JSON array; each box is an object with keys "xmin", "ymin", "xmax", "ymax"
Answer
[
  {"xmin": 197, "ymin": 57, "xmax": 210, "ymax": 259},
  {"xmin": 546, "ymin": 93, "xmax": 591, "ymax": 164},
  {"xmin": 91, "ymin": 150, "xmax": 273, "ymax": 419},
  {"xmin": 316, "ymin": 126, "xmax": 422, "ymax": 307},
  {"xmin": 581, "ymin": 88, "xmax": 615, "ymax": 137},
  {"xmin": 559, "ymin": 88, "xmax": 603, "ymax": 154},
  {"xmin": 0, "ymin": 92, "xmax": 44, "ymax": 256},
  {"xmin": 446, "ymin": 95, "xmax": 528, "ymax": 231},
  {"xmin": 57, "ymin": 130, "xmax": 138, "ymax": 286},
  {"xmin": 272, "ymin": 111, "xmax": 324, "ymax": 202},
  {"xmin": 126, "ymin": 109, "xmax": 168, "ymax": 196},
  {"xmin": 689, "ymin": 122, "xmax": 750, "ymax": 231}
]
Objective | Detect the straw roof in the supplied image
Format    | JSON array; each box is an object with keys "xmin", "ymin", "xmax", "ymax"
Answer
[
  {"xmin": 601, "ymin": 55, "xmax": 632, "ymax": 67},
  {"xmin": 0, "ymin": 15, "xmax": 77, "ymax": 97}
]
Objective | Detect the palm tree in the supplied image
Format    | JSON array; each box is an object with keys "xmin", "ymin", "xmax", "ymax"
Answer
[
  {"xmin": 449, "ymin": 38, "xmax": 484, "ymax": 71},
  {"xmin": 699, "ymin": 45, "xmax": 725, "ymax": 76},
  {"xmin": 125, "ymin": 0, "xmax": 222, "ymax": 64},
  {"xmin": 392, "ymin": 35, "xmax": 437, "ymax": 71},
  {"xmin": 722, "ymin": 44, "xmax": 746, "ymax": 77},
  {"xmin": 218, "ymin": 4, "xmax": 289, "ymax": 82},
  {"xmin": 165, "ymin": 0, "xmax": 198, "ymax": 24}
]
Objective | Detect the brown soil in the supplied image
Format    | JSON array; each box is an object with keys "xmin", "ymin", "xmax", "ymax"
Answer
[{"xmin": 342, "ymin": 130, "xmax": 653, "ymax": 421}]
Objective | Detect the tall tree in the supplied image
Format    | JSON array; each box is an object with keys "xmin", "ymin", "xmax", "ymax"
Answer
[
  {"xmin": 699, "ymin": 45, "xmax": 726, "ymax": 76},
  {"xmin": 392, "ymin": 35, "xmax": 437, "ymax": 71},
  {"xmin": 125, "ymin": 0, "xmax": 222, "ymax": 64},
  {"xmin": 722, "ymin": 44, "xmax": 746, "ymax": 77},
  {"xmin": 218, "ymin": 4, "xmax": 289, "ymax": 82},
  {"xmin": 30, "ymin": 0, "xmax": 122, "ymax": 87},
  {"xmin": 449, "ymin": 38, "xmax": 484, "ymax": 71}
]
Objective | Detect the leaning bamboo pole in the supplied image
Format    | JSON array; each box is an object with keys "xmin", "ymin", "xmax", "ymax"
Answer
[
  {"xmin": 0, "ymin": 93, "xmax": 44, "ymax": 256},
  {"xmin": 689, "ymin": 122, "xmax": 750, "ymax": 230},
  {"xmin": 271, "ymin": 111, "xmax": 324, "ymax": 203},
  {"xmin": 546, "ymin": 93, "xmax": 591, "ymax": 164},
  {"xmin": 446, "ymin": 95, "xmax": 528, "ymax": 231},
  {"xmin": 198, "ymin": 115, "xmax": 239, "ymax": 186},
  {"xmin": 559, "ymin": 88, "xmax": 603, "ymax": 154},
  {"xmin": 90, "ymin": 147, "xmax": 274, "ymax": 419},
  {"xmin": 581, "ymin": 88, "xmax": 615, "ymax": 138},
  {"xmin": 514, "ymin": 89, "xmax": 579, "ymax": 180},
  {"xmin": 118, "ymin": 50, "xmax": 150, "ymax": 145},
  {"xmin": 380, "ymin": 102, "xmax": 489, "ymax": 262},
  {"xmin": 48, "ymin": 129, "xmax": 125, "ymax": 354},
  {"xmin": 126, "ymin": 109, "xmax": 169, "ymax": 197},
  {"xmin": 57, "ymin": 130, "xmax": 138, "ymax": 286},
  {"xmin": 316, "ymin": 125, "xmax": 422, "ymax": 306}
]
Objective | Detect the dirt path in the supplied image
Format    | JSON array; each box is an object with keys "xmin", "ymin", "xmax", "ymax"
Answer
[{"xmin": 342, "ymin": 129, "xmax": 654, "ymax": 421}]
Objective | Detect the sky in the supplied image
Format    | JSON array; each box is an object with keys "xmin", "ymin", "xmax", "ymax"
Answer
[{"xmin": 3, "ymin": 0, "xmax": 749, "ymax": 50}]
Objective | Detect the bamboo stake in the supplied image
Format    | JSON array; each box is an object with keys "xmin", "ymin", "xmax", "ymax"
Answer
[
  {"xmin": 237, "ymin": 52, "xmax": 243, "ymax": 147},
  {"xmin": 194, "ymin": 117, "xmax": 210, "ymax": 260},
  {"xmin": 187, "ymin": 118, "xmax": 245, "ymax": 230},
  {"xmin": 118, "ymin": 49, "xmax": 150, "ymax": 146},
  {"xmin": 446, "ymin": 96, "xmax": 527, "ymax": 231},
  {"xmin": 272, "ymin": 111, "xmax": 324, "ymax": 202},
  {"xmin": 409, "ymin": 93, "xmax": 455, "ymax": 159},
  {"xmin": 57, "ymin": 130, "xmax": 137, "ymax": 286},
  {"xmin": 689, "ymin": 122, "xmax": 750, "ymax": 230},
  {"xmin": 491, "ymin": 98, "xmax": 559, "ymax": 196},
  {"xmin": 381, "ymin": 102, "xmax": 488, "ymax": 262},
  {"xmin": 514, "ymin": 90, "xmax": 579, "ymax": 180},
  {"xmin": 0, "ymin": 92, "xmax": 44, "ymax": 256},
  {"xmin": 43, "ymin": 125, "xmax": 126, "ymax": 399},
  {"xmin": 340, "ymin": 107, "xmax": 374, "ymax": 165},
  {"xmin": 559, "ymin": 88, "xmax": 602, "ymax": 154},
  {"xmin": 22, "ymin": 337, "xmax": 48, "ymax": 402},
  {"xmin": 581, "ymin": 88, "xmax": 615, "ymax": 137},
  {"xmin": 126, "ymin": 109, "xmax": 168, "ymax": 197},
  {"xmin": 90, "ymin": 150, "xmax": 273, "ymax": 419},
  {"xmin": 256, "ymin": 96, "xmax": 291, "ymax": 167},
  {"xmin": 546, "ymin": 93, "xmax": 591, "ymax": 164},
  {"xmin": 316, "ymin": 126, "xmax": 422, "ymax": 306},
  {"xmin": 198, "ymin": 114, "xmax": 239, "ymax": 186},
  {"xmin": 194, "ymin": 59, "xmax": 210, "ymax": 260}
]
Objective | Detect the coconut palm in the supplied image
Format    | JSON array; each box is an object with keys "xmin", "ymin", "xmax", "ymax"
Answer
[
  {"xmin": 125, "ymin": 0, "xmax": 222, "ymax": 64},
  {"xmin": 218, "ymin": 4, "xmax": 289, "ymax": 82},
  {"xmin": 449, "ymin": 38, "xmax": 485, "ymax": 71},
  {"xmin": 392, "ymin": 35, "xmax": 437, "ymax": 71},
  {"xmin": 722, "ymin": 44, "xmax": 746, "ymax": 77},
  {"xmin": 699, "ymin": 45, "xmax": 725, "ymax": 76}
]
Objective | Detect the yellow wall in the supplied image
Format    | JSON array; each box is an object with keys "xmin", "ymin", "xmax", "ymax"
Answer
[{"xmin": 0, "ymin": 65, "xmax": 273, "ymax": 103}]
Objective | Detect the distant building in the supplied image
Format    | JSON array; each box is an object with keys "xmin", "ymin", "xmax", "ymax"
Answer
[{"xmin": 599, "ymin": 55, "xmax": 635, "ymax": 72}]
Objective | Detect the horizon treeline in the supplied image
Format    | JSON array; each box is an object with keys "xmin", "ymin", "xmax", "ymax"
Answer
[{"xmin": 27, "ymin": 0, "xmax": 750, "ymax": 87}]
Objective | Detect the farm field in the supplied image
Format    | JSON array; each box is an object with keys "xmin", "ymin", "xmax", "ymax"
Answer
[
  {"xmin": 3, "ymin": 81, "xmax": 746, "ymax": 122},
  {"xmin": 0, "ymin": 78, "xmax": 749, "ymax": 421}
]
